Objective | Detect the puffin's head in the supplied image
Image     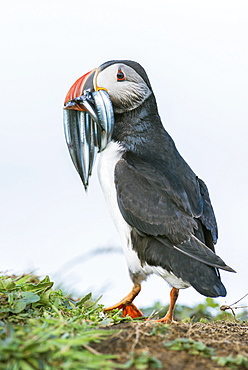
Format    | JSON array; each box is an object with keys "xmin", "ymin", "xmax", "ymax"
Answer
[
  {"xmin": 95, "ymin": 60, "xmax": 152, "ymax": 113},
  {"xmin": 65, "ymin": 60, "xmax": 152, "ymax": 113},
  {"xmin": 63, "ymin": 60, "xmax": 152, "ymax": 189}
]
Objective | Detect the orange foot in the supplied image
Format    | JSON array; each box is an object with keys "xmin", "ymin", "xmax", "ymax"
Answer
[
  {"xmin": 146, "ymin": 314, "xmax": 174, "ymax": 324},
  {"xmin": 147, "ymin": 287, "xmax": 179, "ymax": 324},
  {"xmin": 154, "ymin": 315, "xmax": 175, "ymax": 324},
  {"xmin": 122, "ymin": 303, "xmax": 143, "ymax": 318},
  {"xmin": 103, "ymin": 283, "xmax": 143, "ymax": 318},
  {"xmin": 104, "ymin": 302, "xmax": 143, "ymax": 318}
]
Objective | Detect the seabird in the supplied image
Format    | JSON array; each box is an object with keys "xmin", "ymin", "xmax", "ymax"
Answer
[{"xmin": 63, "ymin": 60, "xmax": 235, "ymax": 322}]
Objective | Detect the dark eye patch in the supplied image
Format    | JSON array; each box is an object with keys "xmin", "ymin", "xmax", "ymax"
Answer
[{"xmin": 117, "ymin": 69, "xmax": 126, "ymax": 81}]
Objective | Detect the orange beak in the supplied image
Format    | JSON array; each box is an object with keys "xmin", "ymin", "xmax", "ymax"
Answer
[{"xmin": 64, "ymin": 69, "xmax": 97, "ymax": 111}]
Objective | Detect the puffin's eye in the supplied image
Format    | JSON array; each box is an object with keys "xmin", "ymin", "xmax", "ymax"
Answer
[{"xmin": 117, "ymin": 69, "xmax": 126, "ymax": 81}]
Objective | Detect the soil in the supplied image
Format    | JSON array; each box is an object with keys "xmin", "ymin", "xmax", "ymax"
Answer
[{"xmin": 93, "ymin": 320, "xmax": 248, "ymax": 369}]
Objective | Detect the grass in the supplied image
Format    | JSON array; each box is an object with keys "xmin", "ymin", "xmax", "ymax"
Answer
[
  {"xmin": 0, "ymin": 274, "xmax": 119, "ymax": 369},
  {"xmin": 164, "ymin": 338, "xmax": 248, "ymax": 369},
  {"xmin": 0, "ymin": 274, "xmax": 247, "ymax": 369}
]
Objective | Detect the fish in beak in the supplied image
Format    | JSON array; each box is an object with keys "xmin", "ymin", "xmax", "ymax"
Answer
[{"xmin": 63, "ymin": 69, "xmax": 114, "ymax": 190}]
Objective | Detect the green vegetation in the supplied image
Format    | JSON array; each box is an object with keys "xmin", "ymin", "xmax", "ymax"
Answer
[
  {"xmin": 165, "ymin": 338, "xmax": 248, "ymax": 369},
  {"xmin": 0, "ymin": 274, "xmax": 247, "ymax": 369},
  {"xmin": 142, "ymin": 296, "xmax": 247, "ymax": 322},
  {"xmin": 0, "ymin": 274, "xmax": 118, "ymax": 369},
  {"xmin": 212, "ymin": 355, "xmax": 248, "ymax": 369},
  {"xmin": 164, "ymin": 338, "xmax": 215, "ymax": 357},
  {"xmin": 122, "ymin": 351, "xmax": 163, "ymax": 369}
]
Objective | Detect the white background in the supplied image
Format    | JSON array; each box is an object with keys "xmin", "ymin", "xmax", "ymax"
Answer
[{"xmin": 1, "ymin": 0, "xmax": 247, "ymax": 310}]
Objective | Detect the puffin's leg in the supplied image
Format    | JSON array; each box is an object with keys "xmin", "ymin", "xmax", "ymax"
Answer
[
  {"xmin": 156, "ymin": 287, "xmax": 179, "ymax": 323},
  {"xmin": 103, "ymin": 283, "xmax": 143, "ymax": 318}
]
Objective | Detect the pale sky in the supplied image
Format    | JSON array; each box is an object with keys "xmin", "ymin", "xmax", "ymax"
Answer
[{"xmin": 1, "ymin": 0, "xmax": 247, "ymax": 310}]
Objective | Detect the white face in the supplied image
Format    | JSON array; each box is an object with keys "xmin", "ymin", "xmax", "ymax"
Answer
[{"xmin": 94, "ymin": 63, "xmax": 152, "ymax": 113}]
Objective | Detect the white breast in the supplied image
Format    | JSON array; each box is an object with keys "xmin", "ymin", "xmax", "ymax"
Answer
[
  {"xmin": 98, "ymin": 141, "xmax": 128, "ymax": 242},
  {"xmin": 98, "ymin": 141, "xmax": 190, "ymax": 289},
  {"xmin": 98, "ymin": 141, "xmax": 152, "ymax": 281}
]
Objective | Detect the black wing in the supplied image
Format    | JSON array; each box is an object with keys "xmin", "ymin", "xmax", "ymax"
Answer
[{"xmin": 115, "ymin": 150, "xmax": 234, "ymax": 273}]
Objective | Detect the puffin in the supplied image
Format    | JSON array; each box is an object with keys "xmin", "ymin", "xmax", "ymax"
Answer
[{"xmin": 63, "ymin": 60, "xmax": 235, "ymax": 322}]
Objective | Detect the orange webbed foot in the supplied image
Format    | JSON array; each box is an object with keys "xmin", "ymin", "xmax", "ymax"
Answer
[
  {"xmin": 103, "ymin": 283, "xmax": 142, "ymax": 318},
  {"xmin": 122, "ymin": 303, "xmax": 143, "ymax": 318}
]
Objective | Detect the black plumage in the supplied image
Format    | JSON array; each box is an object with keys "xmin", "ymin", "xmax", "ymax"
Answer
[
  {"xmin": 99, "ymin": 62, "xmax": 235, "ymax": 298},
  {"xmin": 64, "ymin": 60, "xmax": 235, "ymax": 321}
]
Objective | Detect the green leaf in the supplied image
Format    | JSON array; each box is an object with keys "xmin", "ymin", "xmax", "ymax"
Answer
[
  {"xmin": 205, "ymin": 298, "xmax": 219, "ymax": 309},
  {"xmin": 194, "ymin": 342, "xmax": 206, "ymax": 351},
  {"xmin": 10, "ymin": 300, "xmax": 27, "ymax": 314},
  {"xmin": 23, "ymin": 276, "xmax": 53, "ymax": 294},
  {"xmin": 21, "ymin": 291, "xmax": 40, "ymax": 304},
  {"xmin": 10, "ymin": 292, "xmax": 40, "ymax": 313},
  {"xmin": 14, "ymin": 275, "xmax": 34, "ymax": 285},
  {"xmin": 0, "ymin": 278, "xmax": 16, "ymax": 292},
  {"xmin": 18, "ymin": 360, "xmax": 36, "ymax": 370},
  {"xmin": 76, "ymin": 293, "xmax": 92, "ymax": 307},
  {"xmin": 164, "ymin": 338, "xmax": 214, "ymax": 357}
]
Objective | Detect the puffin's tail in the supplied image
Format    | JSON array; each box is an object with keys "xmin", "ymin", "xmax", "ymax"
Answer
[
  {"xmin": 155, "ymin": 234, "xmax": 235, "ymax": 273},
  {"xmin": 185, "ymin": 262, "xmax": 227, "ymax": 297},
  {"xmin": 131, "ymin": 230, "xmax": 232, "ymax": 297}
]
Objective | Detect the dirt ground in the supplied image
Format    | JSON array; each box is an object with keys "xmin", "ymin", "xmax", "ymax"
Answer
[{"xmin": 93, "ymin": 320, "xmax": 248, "ymax": 369}]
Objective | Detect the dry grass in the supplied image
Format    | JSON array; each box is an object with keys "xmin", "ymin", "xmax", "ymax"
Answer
[{"xmin": 93, "ymin": 320, "xmax": 248, "ymax": 369}]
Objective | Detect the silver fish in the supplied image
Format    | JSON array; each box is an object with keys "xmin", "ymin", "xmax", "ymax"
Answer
[{"xmin": 63, "ymin": 90, "xmax": 114, "ymax": 189}]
